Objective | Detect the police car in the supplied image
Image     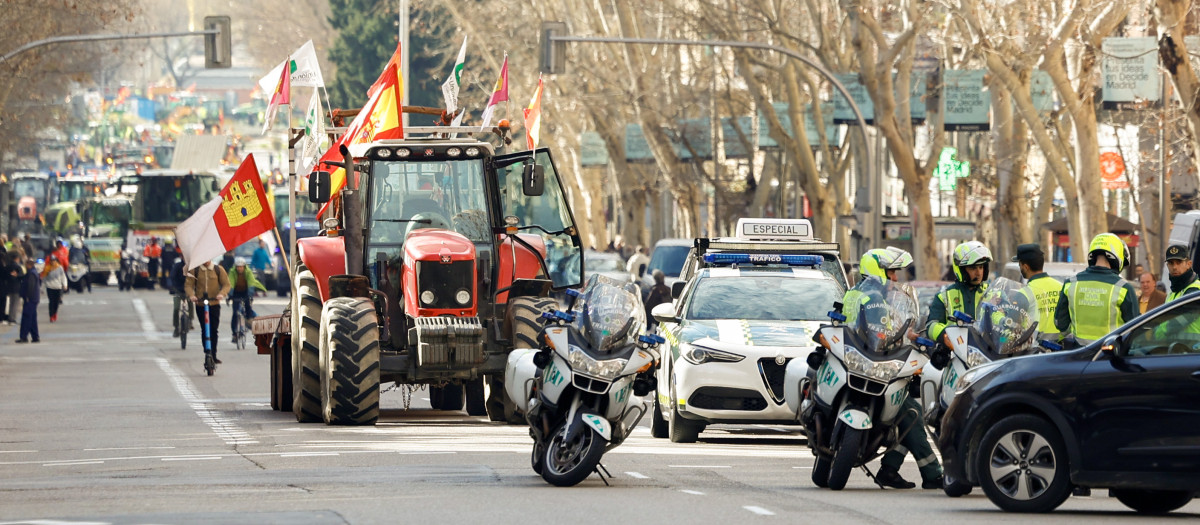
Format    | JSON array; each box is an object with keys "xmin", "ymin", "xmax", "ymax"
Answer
[{"xmin": 648, "ymin": 219, "xmax": 847, "ymax": 443}]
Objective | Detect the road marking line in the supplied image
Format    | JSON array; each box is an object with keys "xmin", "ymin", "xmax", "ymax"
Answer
[
  {"xmin": 744, "ymin": 506, "xmax": 775, "ymax": 516},
  {"xmin": 132, "ymin": 298, "xmax": 159, "ymax": 340},
  {"xmin": 156, "ymin": 358, "xmax": 259, "ymax": 445},
  {"xmin": 280, "ymin": 452, "xmax": 341, "ymax": 457},
  {"xmin": 625, "ymin": 471, "xmax": 649, "ymax": 479},
  {"xmin": 0, "ymin": 450, "xmax": 37, "ymax": 454},
  {"xmin": 84, "ymin": 447, "xmax": 176, "ymax": 451},
  {"xmin": 43, "ymin": 461, "xmax": 104, "ymax": 466},
  {"xmin": 162, "ymin": 456, "xmax": 222, "ymax": 461},
  {"xmin": 791, "ymin": 466, "xmax": 812, "ymax": 469},
  {"xmin": 680, "ymin": 490, "xmax": 705, "ymax": 495},
  {"xmin": 669, "ymin": 465, "xmax": 731, "ymax": 468}
]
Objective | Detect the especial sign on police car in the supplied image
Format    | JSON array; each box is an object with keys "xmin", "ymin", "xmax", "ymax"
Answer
[{"xmin": 736, "ymin": 218, "xmax": 813, "ymax": 240}]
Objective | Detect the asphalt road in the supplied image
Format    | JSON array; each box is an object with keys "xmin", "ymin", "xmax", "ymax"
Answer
[{"xmin": 0, "ymin": 285, "xmax": 1197, "ymax": 524}]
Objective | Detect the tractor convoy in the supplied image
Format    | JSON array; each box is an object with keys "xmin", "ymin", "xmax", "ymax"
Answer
[{"xmin": 254, "ymin": 121, "xmax": 585, "ymax": 426}]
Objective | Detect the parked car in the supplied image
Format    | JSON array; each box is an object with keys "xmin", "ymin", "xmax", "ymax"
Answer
[
  {"xmin": 639, "ymin": 238, "xmax": 692, "ymax": 295},
  {"xmin": 583, "ymin": 250, "xmax": 630, "ymax": 283},
  {"xmin": 649, "ymin": 254, "xmax": 845, "ymax": 443},
  {"xmin": 938, "ymin": 292, "xmax": 1200, "ymax": 514}
]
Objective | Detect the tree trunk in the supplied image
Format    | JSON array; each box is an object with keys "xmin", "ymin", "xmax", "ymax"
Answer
[{"xmin": 1156, "ymin": 1, "xmax": 1200, "ymax": 217}]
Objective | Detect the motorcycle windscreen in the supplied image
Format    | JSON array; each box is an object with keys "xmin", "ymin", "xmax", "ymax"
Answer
[
  {"xmin": 846, "ymin": 276, "xmax": 918, "ymax": 359},
  {"xmin": 570, "ymin": 274, "xmax": 645, "ymax": 357},
  {"xmin": 972, "ymin": 277, "xmax": 1041, "ymax": 359}
]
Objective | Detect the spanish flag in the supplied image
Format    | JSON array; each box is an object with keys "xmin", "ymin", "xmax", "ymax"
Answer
[
  {"xmin": 176, "ymin": 154, "xmax": 276, "ymax": 270},
  {"xmin": 524, "ymin": 76, "xmax": 544, "ymax": 149}
]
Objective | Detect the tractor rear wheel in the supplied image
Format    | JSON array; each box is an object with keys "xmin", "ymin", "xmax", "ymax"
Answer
[
  {"xmin": 319, "ymin": 297, "xmax": 380, "ymax": 425},
  {"xmin": 291, "ymin": 267, "xmax": 323, "ymax": 423}
]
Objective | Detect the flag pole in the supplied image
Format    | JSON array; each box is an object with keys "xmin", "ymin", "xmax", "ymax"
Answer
[{"xmin": 286, "ymin": 54, "xmax": 298, "ymax": 289}]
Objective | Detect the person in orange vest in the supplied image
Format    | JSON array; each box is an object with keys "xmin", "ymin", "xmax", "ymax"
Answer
[
  {"xmin": 143, "ymin": 237, "xmax": 163, "ymax": 289},
  {"xmin": 51, "ymin": 239, "xmax": 69, "ymax": 269}
]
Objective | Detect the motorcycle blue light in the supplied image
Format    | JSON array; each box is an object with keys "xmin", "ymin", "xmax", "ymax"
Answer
[{"xmin": 702, "ymin": 253, "xmax": 823, "ymax": 267}]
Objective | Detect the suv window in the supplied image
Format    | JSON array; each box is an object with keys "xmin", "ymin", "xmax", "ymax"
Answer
[
  {"xmin": 1126, "ymin": 301, "xmax": 1200, "ymax": 357},
  {"xmin": 648, "ymin": 244, "xmax": 690, "ymax": 278}
]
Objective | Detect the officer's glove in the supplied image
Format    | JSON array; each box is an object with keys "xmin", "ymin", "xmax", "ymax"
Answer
[{"xmin": 928, "ymin": 344, "xmax": 951, "ymax": 370}]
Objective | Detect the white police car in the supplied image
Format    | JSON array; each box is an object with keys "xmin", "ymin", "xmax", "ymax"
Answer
[{"xmin": 649, "ymin": 250, "xmax": 846, "ymax": 443}]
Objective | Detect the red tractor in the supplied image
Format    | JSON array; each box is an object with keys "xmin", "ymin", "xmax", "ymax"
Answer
[{"xmin": 259, "ymin": 125, "xmax": 585, "ymax": 425}]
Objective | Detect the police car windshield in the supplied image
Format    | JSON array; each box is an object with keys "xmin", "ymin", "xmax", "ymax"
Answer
[{"xmin": 686, "ymin": 273, "xmax": 842, "ymax": 321}]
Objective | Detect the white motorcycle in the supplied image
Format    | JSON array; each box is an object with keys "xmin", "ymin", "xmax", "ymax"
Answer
[
  {"xmin": 505, "ymin": 275, "xmax": 662, "ymax": 487},
  {"xmin": 784, "ymin": 276, "xmax": 934, "ymax": 490},
  {"xmin": 918, "ymin": 277, "xmax": 1055, "ymax": 497}
]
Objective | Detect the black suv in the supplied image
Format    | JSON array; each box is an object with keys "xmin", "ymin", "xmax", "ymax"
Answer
[{"xmin": 938, "ymin": 292, "xmax": 1200, "ymax": 514}]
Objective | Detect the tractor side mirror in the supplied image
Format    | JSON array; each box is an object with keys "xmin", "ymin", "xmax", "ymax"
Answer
[
  {"xmin": 522, "ymin": 163, "xmax": 545, "ymax": 197},
  {"xmin": 308, "ymin": 171, "xmax": 331, "ymax": 204}
]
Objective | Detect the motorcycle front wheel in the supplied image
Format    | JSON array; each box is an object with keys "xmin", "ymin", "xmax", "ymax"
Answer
[
  {"xmin": 541, "ymin": 422, "xmax": 606, "ymax": 487},
  {"xmin": 827, "ymin": 425, "xmax": 862, "ymax": 491}
]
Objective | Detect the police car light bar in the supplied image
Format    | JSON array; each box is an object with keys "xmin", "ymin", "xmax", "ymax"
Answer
[{"xmin": 703, "ymin": 253, "xmax": 824, "ymax": 266}]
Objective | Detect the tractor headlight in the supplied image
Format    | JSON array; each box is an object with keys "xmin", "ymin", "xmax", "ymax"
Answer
[
  {"xmin": 376, "ymin": 148, "xmax": 393, "ymax": 159},
  {"xmin": 465, "ymin": 147, "xmax": 480, "ymax": 157},
  {"xmin": 455, "ymin": 289, "xmax": 471, "ymax": 305},
  {"xmin": 446, "ymin": 147, "xmax": 462, "ymax": 157},
  {"xmin": 420, "ymin": 290, "xmax": 436, "ymax": 305},
  {"xmin": 395, "ymin": 148, "xmax": 411, "ymax": 158},
  {"xmin": 844, "ymin": 348, "xmax": 904, "ymax": 382},
  {"xmin": 567, "ymin": 346, "xmax": 627, "ymax": 380}
]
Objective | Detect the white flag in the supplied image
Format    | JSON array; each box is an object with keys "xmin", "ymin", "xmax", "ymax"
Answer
[
  {"xmin": 441, "ymin": 36, "xmax": 468, "ymax": 114},
  {"xmin": 297, "ymin": 89, "xmax": 326, "ymax": 175},
  {"xmin": 257, "ymin": 40, "xmax": 325, "ymax": 93}
]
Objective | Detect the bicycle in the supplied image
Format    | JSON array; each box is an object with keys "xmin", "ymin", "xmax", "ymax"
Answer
[
  {"xmin": 176, "ymin": 296, "xmax": 193, "ymax": 350},
  {"xmin": 230, "ymin": 297, "xmax": 250, "ymax": 351}
]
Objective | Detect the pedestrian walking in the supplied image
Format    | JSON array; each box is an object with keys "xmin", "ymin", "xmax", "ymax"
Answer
[
  {"xmin": 251, "ymin": 239, "xmax": 272, "ymax": 274},
  {"xmin": 19, "ymin": 233, "xmax": 34, "ymax": 260},
  {"xmin": 626, "ymin": 245, "xmax": 650, "ymax": 279},
  {"xmin": 1054, "ymin": 233, "xmax": 1138, "ymax": 347},
  {"xmin": 4, "ymin": 248, "xmax": 26, "ymax": 326},
  {"xmin": 16, "ymin": 257, "xmax": 41, "ymax": 343},
  {"xmin": 0, "ymin": 246, "xmax": 9, "ymax": 324},
  {"xmin": 643, "ymin": 270, "xmax": 671, "ymax": 326},
  {"xmin": 41, "ymin": 257, "xmax": 67, "ymax": 322},
  {"xmin": 143, "ymin": 237, "xmax": 162, "ymax": 288},
  {"xmin": 1012, "ymin": 243, "xmax": 1062, "ymax": 342}
]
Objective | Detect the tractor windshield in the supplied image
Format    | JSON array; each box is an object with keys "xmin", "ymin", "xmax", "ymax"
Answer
[
  {"xmin": 367, "ymin": 158, "xmax": 491, "ymax": 249},
  {"xmin": 494, "ymin": 149, "xmax": 583, "ymax": 290}
]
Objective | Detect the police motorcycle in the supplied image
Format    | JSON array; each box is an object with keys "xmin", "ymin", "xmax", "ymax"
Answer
[
  {"xmin": 117, "ymin": 249, "xmax": 149, "ymax": 291},
  {"xmin": 784, "ymin": 275, "xmax": 935, "ymax": 490},
  {"xmin": 66, "ymin": 237, "xmax": 90, "ymax": 293},
  {"xmin": 919, "ymin": 278, "xmax": 1051, "ymax": 438},
  {"xmin": 504, "ymin": 275, "xmax": 663, "ymax": 487}
]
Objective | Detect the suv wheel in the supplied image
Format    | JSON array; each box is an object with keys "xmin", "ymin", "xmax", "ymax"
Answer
[{"xmin": 976, "ymin": 414, "xmax": 1071, "ymax": 513}]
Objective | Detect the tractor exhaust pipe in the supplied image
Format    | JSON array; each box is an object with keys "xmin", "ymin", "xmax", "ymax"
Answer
[{"xmin": 340, "ymin": 144, "xmax": 364, "ymax": 276}]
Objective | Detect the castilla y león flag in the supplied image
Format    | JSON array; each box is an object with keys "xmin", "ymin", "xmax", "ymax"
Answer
[{"xmin": 176, "ymin": 154, "xmax": 276, "ymax": 271}]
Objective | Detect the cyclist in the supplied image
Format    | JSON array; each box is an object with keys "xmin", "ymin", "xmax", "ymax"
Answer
[
  {"xmin": 228, "ymin": 257, "xmax": 267, "ymax": 343},
  {"xmin": 170, "ymin": 255, "xmax": 190, "ymax": 337}
]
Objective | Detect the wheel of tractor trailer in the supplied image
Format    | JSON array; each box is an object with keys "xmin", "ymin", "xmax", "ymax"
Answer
[
  {"xmin": 291, "ymin": 267, "xmax": 323, "ymax": 423},
  {"xmin": 465, "ymin": 377, "xmax": 487, "ymax": 416},
  {"xmin": 431, "ymin": 384, "xmax": 463, "ymax": 411},
  {"xmin": 318, "ymin": 297, "xmax": 381, "ymax": 425},
  {"xmin": 489, "ymin": 296, "xmax": 558, "ymax": 423}
]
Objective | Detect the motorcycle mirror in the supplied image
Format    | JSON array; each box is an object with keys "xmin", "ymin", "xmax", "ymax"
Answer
[
  {"xmin": 1040, "ymin": 339, "xmax": 1063, "ymax": 352},
  {"xmin": 915, "ymin": 336, "xmax": 937, "ymax": 348},
  {"xmin": 521, "ymin": 162, "xmax": 545, "ymax": 197},
  {"xmin": 827, "ymin": 310, "xmax": 847, "ymax": 323},
  {"xmin": 952, "ymin": 311, "xmax": 974, "ymax": 324}
]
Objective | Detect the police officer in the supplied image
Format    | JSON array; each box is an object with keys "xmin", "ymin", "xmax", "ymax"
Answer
[
  {"xmin": 1164, "ymin": 244, "xmax": 1200, "ymax": 302},
  {"xmin": 1012, "ymin": 243, "xmax": 1062, "ymax": 342},
  {"xmin": 1054, "ymin": 233, "xmax": 1138, "ymax": 346},
  {"xmin": 844, "ymin": 248, "xmax": 943, "ymax": 490},
  {"xmin": 927, "ymin": 241, "xmax": 992, "ymax": 346}
]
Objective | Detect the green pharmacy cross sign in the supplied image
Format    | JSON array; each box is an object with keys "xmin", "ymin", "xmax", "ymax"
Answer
[{"xmin": 935, "ymin": 147, "xmax": 970, "ymax": 191}]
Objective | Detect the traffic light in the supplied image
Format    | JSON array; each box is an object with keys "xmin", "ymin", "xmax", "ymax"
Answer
[
  {"xmin": 204, "ymin": 16, "xmax": 232, "ymax": 69},
  {"xmin": 539, "ymin": 22, "xmax": 567, "ymax": 74}
]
